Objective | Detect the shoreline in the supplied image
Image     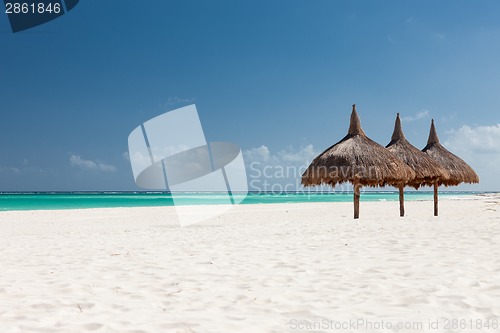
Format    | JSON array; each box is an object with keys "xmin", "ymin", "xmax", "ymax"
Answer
[{"xmin": 0, "ymin": 192, "xmax": 493, "ymax": 213}]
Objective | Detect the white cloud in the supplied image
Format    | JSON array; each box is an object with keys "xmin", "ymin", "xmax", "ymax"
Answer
[
  {"xmin": 69, "ymin": 155, "xmax": 117, "ymax": 172},
  {"xmin": 277, "ymin": 144, "xmax": 317, "ymax": 163},
  {"xmin": 244, "ymin": 145, "xmax": 272, "ymax": 163},
  {"xmin": 243, "ymin": 145, "xmax": 322, "ymax": 192},
  {"xmin": 445, "ymin": 124, "xmax": 500, "ymax": 155},
  {"xmin": 402, "ymin": 110, "xmax": 429, "ymax": 122},
  {"xmin": 243, "ymin": 144, "xmax": 317, "ymax": 166},
  {"xmin": 445, "ymin": 124, "xmax": 500, "ymax": 190},
  {"xmin": 122, "ymin": 152, "xmax": 130, "ymax": 161}
]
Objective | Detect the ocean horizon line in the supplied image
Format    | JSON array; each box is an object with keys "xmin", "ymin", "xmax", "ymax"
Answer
[{"xmin": 0, "ymin": 190, "xmax": 495, "ymax": 195}]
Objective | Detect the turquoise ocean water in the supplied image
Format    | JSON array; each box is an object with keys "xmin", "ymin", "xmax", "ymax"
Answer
[{"xmin": 0, "ymin": 191, "xmax": 485, "ymax": 211}]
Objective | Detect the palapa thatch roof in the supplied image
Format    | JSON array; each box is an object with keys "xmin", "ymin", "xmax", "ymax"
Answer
[
  {"xmin": 422, "ymin": 119, "xmax": 479, "ymax": 186},
  {"xmin": 386, "ymin": 113, "xmax": 450, "ymax": 188},
  {"xmin": 302, "ymin": 105, "xmax": 416, "ymax": 188}
]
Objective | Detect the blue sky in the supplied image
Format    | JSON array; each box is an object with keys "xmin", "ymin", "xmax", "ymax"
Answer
[{"xmin": 1, "ymin": 1, "xmax": 499, "ymax": 191}]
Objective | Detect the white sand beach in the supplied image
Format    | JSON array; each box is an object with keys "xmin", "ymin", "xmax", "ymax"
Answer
[{"xmin": 0, "ymin": 194, "xmax": 499, "ymax": 333}]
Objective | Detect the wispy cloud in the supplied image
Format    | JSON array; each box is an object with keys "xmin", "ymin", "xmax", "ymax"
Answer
[
  {"xmin": 433, "ymin": 32, "xmax": 446, "ymax": 40},
  {"xmin": 163, "ymin": 97, "xmax": 196, "ymax": 108},
  {"xmin": 444, "ymin": 123, "xmax": 500, "ymax": 190},
  {"xmin": 406, "ymin": 16, "xmax": 414, "ymax": 24},
  {"xmin": 0, "ymin": 165, "xmax": 46, "ymax": 176},
  {"xmin": 347, "ymin": 12, "xmax": 357, "ymax": 20},
  {"xmin": 440, "ymin": 113, "xmax": 456, "ymax": 123},
  {"xmin": 401, "ymin": 110, "xmax": 430, "ymax": 122},
  {"xmin": 0, "ymin": 166, "xmax": 22, "ymax": 175},
  {"xmin": 69, "ymin": 155, "xmax": 117, "ymax": 172}
]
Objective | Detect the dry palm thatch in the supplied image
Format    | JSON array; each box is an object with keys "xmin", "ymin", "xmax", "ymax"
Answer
[
  {"xmin": 302, "ymin": 104, "xmax": 416, "ymax": 219},
  {"xmin": 386, "ymin": 113, "xmax": 450, "ymax": 217},
  {"xmin": 422, "ymin": 119, "xmax": 480, "ymax": 216}
]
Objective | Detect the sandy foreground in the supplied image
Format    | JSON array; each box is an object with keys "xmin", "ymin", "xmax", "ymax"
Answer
[{"xmin": 0, "ymin": 195, "xmax": 499, "ymax": 333}]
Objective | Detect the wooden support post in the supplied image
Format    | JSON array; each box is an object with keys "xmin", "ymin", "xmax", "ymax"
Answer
[
  {"xmin": 399, "ymin": 185, "xmax": 405, "ymax": 217},
  {"xmin": 353, "ymin": 181, "xmax": 361, "ymax": 219},
  {"xmin": 434, "ymin": 180, "xmax": 439, "ymax": 217}
]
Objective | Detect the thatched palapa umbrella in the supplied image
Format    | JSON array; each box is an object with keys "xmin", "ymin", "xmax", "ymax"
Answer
[
  {"xmin": 422, "ymin": 119, "xmax": 479, "ymax": 216},
  {"xmin": 386, "ymin": 114, "xmax": 450, "ymax": 217},
  {"xmin": 302, "ymin": 105, "xmax": 416, "ymax": 219}
]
